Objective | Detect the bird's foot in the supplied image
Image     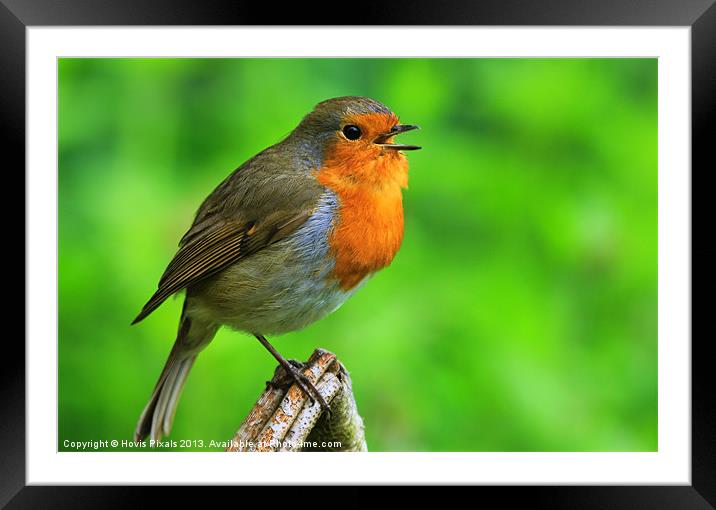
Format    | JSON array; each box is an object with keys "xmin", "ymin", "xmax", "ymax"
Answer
[{"xmin": 266, "ymin": 360, "xmax": 330, "ymax": 414}]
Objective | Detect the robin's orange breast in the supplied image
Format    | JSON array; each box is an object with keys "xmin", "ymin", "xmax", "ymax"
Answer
[{"xmin": 316, "ymin": 147, "xmax": 409, "ymax": 290}]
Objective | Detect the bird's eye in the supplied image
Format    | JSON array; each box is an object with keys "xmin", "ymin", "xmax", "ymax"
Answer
[{"xmin": 342, "ymin": 125, "xmax": 362, "ymax": 140}]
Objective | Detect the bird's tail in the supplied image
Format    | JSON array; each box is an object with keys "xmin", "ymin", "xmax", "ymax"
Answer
[{"xmin": 134, "ymin": 303, "xmax": 218, "ymax": 444}]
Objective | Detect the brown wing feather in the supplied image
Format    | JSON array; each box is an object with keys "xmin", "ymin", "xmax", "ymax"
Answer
[
  {"xmin": 131, "ymin": 208, "xmax": 315, "ymax": 325},
  {"xmin": 159, "ymin": 221, "xmax": 247, "ymax": 286},
  {"xmin": 131, "ymin": 222, "xmax": 248, "ymax": 324}
]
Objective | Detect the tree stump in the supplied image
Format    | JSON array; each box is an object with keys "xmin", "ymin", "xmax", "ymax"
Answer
[{"xmin": 226, "ymin": 349, "xmax": 367, "ymax": 452}]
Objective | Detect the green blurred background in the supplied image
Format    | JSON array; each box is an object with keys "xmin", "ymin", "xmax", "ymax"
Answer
[{"xmin": 58, "ymin": 58, "xmax": 657, "ymax": 452}]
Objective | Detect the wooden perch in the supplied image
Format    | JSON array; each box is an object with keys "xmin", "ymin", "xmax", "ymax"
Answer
[{"xmin": 226, "ymin": 349, "xmax": 367, "ymax": 452}]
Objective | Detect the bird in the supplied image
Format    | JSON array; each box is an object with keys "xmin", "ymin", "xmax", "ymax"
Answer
[{"xmin": 131, "ymin": 96, "xmax": 421, "ymax": 443}]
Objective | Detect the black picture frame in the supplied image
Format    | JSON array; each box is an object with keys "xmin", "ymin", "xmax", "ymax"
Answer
[{"xmin": 6, "ymin": 0, "xmax": 713, "ymax": 505}]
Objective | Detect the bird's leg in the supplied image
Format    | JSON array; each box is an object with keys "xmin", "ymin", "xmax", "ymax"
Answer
[{"xmin": 254, "ymin": 334, "xmax": 330, "ymax": 412}]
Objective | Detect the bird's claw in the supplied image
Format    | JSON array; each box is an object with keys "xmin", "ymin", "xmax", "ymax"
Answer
[
  {"xmin": 266, "ymin": 364, "xmax": 331, "ymax": 415},
  {"xmin": 290, "ymin": 367, "xmax": 331, "ymax": 414}
]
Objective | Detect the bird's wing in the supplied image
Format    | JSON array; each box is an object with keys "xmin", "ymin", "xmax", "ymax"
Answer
[
  {"xmin": 131, "ymin": 139, "xmax": 327, "ymax": 325},
  {"xmin": 131, "ymin": 207, "xmax": 314, "ymax": 325}
]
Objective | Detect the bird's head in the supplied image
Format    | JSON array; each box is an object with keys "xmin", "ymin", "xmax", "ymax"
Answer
[{"xmin": 294, "ymin": 96, "xmax": 420, "ymax": 188}]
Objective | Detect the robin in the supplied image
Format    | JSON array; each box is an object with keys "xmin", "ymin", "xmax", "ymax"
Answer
[{"xmin": 132, "ymin": 96, "xmax": 420, "ymax": 443}]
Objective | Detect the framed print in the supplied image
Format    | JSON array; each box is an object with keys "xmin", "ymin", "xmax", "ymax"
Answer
[{"xmin": 8, "ymin": 0, "xmax": 715, "ymax": 505}]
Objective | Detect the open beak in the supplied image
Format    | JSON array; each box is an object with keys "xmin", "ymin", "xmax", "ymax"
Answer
[{"xmin": 375, "ymin": 124, "xmax": 421, "ymax": 151}]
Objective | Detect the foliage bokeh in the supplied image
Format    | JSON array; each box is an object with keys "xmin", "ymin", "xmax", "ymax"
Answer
[{"xmin": 59, "ymin": 58, "xmax": 657, "ymax": 451}]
